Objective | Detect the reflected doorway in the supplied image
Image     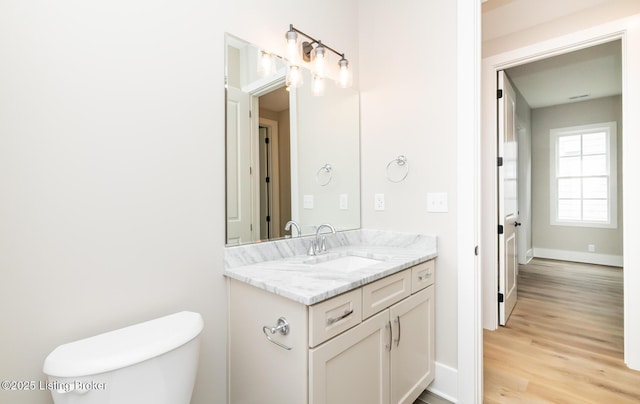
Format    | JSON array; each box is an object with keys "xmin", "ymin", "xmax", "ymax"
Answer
[{"xmin": 257, "ymin": 87, "xmax": 291, "ymax": 240}]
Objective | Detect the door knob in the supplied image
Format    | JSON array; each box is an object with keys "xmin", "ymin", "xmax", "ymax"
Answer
[{"xmin": 514, "ymin": 221, "xmax": 521, "ymax": 227}]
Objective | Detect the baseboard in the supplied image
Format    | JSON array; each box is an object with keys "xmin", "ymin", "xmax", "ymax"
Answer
[
  {"xmin": 526, "ymin": 248, "xmax": 534, "ymax": 263},
  {"xmin": 533, "ymin": 248, "xmax": 623, "ymax": 267},
  {"xmin": 518, "ymin": 249, "xmax": 534, "ymax": 265},
  {"xmin": 427, "ymin": 362, "xmax": 458, "ymax": 403}
]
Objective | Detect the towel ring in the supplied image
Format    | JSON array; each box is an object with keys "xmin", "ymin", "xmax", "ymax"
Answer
[
  {"xmin": 316, "ymin": 164, "xmax": 333, "ymax": 186},
  {"xmin": 386, "ymin": 155, "xmax": 409, "ymax": 183}
]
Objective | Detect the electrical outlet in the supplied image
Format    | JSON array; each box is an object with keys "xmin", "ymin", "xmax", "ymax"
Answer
[
  {"xmin": 374, "ymin": 193, "xmax": 385, "ymax": 211},
  {"xmin": 339, "ymin": 194, "xmax": 348, "ymax": 210},
  {"xmin": 427, "ymin": 192, "xmax": 448, "ymax": 213},
  {"xmin": 588, "ymin": 244, "xmax": 595, "ymax": 252}
]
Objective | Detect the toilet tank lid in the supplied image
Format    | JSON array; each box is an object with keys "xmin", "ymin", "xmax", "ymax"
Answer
[{"xmin": 43, "ymin": 311, "xmax": 203, "ymax": 378}]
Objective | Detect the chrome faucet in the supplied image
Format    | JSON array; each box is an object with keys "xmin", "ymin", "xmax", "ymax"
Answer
[
  {"xmin": 284, "ymin": 220, "xmax": 301, "ymax": 238},
  {"xmin": 308, "ymin": 223, "xmax": 336, "ymax": 256}
]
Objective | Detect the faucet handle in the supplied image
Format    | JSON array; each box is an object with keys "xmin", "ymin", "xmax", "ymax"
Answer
[
  {"xmin": 307, "ymin": 240, "xmax": 317, "ymax": 256},
  {"xmin": 320, "ymin": 235, "xmax": 327, "ymax": 252}
]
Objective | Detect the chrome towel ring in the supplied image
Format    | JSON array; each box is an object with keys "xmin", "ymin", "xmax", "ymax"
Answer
[
  {"xmin": 386, "ymin": 155, "xmax": 409, "ymax": 183},
  {"xmin": 316, "ymin": 164, "xmax": 333, "ymax": 186}
]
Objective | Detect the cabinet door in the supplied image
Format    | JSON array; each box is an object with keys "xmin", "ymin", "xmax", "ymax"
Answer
[
  {"xmin": 389, "ymin": 286, "xmax": 435, "ymax": 404},
  {"xmin": 309, "ymin": 310, "xmax": 390, "ymax": 404}
]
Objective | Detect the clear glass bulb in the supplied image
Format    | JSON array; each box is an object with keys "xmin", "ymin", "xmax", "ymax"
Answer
[
  {"xmin": 286, "ymin": 65, "xmax": 303, "ymax": 88},
  {"xmin": 313, "ymin": 44, "xmax": 326, "ymax": 78},
  {"xmin": 311, "ymin": 74, "xmax": 325, "ymax": 96},
  {"xmin": 338, "ymin": 57, "xmax": 351, "ymax": 88},
  {"xmin": 285, "ymin": 29, "xmax": 300, "ymax": 65},
  {"xmin": 257, "ymin": 51, "xmax": 275, "ymax": 77}
]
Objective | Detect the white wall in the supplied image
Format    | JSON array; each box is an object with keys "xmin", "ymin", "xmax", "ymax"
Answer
[
  {"xmin": 358, "ymin": 0, "xmax": 459, "ymax": 376},
  {"xmin": 482, "ymin": 0, "xmax": 640, "ymax": 57},
  {"xmin": 531, "ymin": 96, "xmax": 623, "ymax": 260},
  {"xmin": 0, "ymin": 1, "xmax": 358, "ymax": 404}
]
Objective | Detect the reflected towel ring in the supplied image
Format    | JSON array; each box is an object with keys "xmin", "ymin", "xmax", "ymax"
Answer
[
  {"xmin": 386, "ymin": 155, "xmax": 409, "ymax": 183},
  {"xmin": 316, "ymin": 164, "xmax": 333, "ymax": 186}
]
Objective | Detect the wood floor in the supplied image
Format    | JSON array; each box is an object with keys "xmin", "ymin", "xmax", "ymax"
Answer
[{"xmin": 484, "ymin": 258, "xmax": 640, "ymax": 403}]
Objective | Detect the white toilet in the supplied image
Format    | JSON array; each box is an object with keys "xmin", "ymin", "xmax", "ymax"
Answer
[{"xmin": 43, "ymin": 311, "xmax": 203, "ymax": 404}]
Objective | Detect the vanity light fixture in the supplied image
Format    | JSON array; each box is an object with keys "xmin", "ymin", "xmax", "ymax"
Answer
[{"xmin": 284, "ymin": 24, "xmax": 352, "ymax": 90}]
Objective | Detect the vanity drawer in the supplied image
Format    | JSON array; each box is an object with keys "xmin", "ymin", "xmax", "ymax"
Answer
[
  {"xmin": 361, "ymin": 270, "xmax": 411, "ymax": 319},
  {"xmin": 309, "ymin": 288, "xmax": 362, "ymax": 347},
  {"xmin": 411, "ymin": 260, "xmax": 435, "ymax": 293}
]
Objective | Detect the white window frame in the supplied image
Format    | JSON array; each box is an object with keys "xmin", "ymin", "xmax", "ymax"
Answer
[{"xmin": 549, "ymin": 121, "xmax": 617, "ymax": 229}]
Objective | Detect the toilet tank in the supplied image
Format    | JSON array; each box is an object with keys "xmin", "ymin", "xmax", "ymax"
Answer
[{"xmin": 43, "ymin": 311, "xmax": 204, "ymax": 404}]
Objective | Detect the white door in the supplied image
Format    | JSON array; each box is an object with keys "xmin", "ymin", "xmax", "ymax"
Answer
[
  {"xmin": 226, "ymin": 86, "xmax": 252, "ymax": 245},
  {"xmin": 498, "ymin": 71, "xmax": 519, "ymax": 325}
]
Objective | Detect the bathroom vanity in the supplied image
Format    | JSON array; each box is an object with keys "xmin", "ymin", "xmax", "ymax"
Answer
[{"xmin": 224, "ymin": 230, "xmax": 436, "ymax": 404}]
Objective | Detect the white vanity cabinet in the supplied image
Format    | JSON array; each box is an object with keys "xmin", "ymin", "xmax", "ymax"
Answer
[{"xmin": 227, "ymin": 259, "xmax": 435, "ymax": 404}]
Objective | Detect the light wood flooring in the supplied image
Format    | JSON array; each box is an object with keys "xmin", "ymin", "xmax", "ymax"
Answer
[{"xmin": 484, "ymin": 258, "xmax": 640, "ymax": 403}]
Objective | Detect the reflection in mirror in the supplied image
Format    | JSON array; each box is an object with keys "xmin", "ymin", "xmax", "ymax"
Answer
[{"xmin": 225, "ymin": 33, "xmax": 360, "ymax": 246}]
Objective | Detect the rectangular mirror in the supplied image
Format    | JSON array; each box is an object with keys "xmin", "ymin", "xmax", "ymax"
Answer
[{"xmin": 225, "ymin": 33, "xmax": 360, "ymax": 246}]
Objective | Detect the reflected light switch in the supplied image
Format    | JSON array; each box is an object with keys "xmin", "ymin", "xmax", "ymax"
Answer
[{"xmin": 304, "ymin": 195, "xmax": 314, "ymax": 209}]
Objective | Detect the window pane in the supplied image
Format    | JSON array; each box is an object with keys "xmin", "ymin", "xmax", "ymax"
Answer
[
  {"xmin": 583, "ymin": 132, "xmax": 607, "ymax": 155},
  {"xmin": 551, "ymin": 124, "xmax": 615, "ymax": 227},
  {"xmin": 558, "ymin": 135, "xmax": 581, "ymax": 157},
  {"xmin": 583, "ymin": 154, "xmax": 607, "ymax": 176},
  {"xmin": 558, "ymin": 156, "xmax": 581, "ymax": 177},
  {"xmin": 558, "ymin": 178, "xmax": 581, "ymax": 198},
  {"xmin": 583, "ymin": 199, "xmax": 608, "ymax": 222},
  {"xmin": 558, "ymin": 199, "xmax": 581, "ymax": 221},
  {"xmin": 583, "ymin": 177, "xmax": 608, "ymax": 199}
]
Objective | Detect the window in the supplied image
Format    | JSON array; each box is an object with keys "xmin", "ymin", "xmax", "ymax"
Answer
[{"xmin": 550, "ymin": 122, "xmax": 617, "ymax": 228}]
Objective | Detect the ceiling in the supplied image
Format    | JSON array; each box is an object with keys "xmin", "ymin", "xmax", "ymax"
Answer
[
  {"xmin": 482, "ymin": 0, "xmax": 622, "ymax": 109},
  {"xmin": 259, "ymin": 86, "xmax": 289, "ymax": 113},
  {"xmin": 505, "ymin": 40, "xmax": 622, "ymax": 109},
  {"xmin": 482, "ymin": 0, "xmax": 612, "ymax": 41}
]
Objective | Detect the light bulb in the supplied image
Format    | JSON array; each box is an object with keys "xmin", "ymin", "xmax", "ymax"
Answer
[
  {"xmin": 338, "ymin": 57, "xmax": 352, "ymax": 88},
  {"xmin": 286, "ymin": 65, "xmax": 303, "ymax": 88},
  {"xmin": 285, "ymin": 28, "xmax": 300, "ymax": 65},
  {"xmin": 313, "ymin": 43, "xmax": 326, "ymax": 77},
  {"xmin": 311, "ymin": 74, "xmax": 325, "ymax": 96},
  {"xmin": 257, "ymin": 51, "xmax": 275, "ymax": 77}
]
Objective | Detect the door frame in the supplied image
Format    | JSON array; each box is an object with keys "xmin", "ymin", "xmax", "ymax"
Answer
[
  {"xmin": 455, "ymin": 1, "xmax": 482, "ymax": 403},
  {"xmin": 480, "ymin": 14, "xmax": 640, "ymax": 372}
]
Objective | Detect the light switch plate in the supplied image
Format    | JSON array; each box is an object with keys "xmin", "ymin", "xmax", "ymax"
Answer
[
  {"xmin": 304, "ymin": 195, "xmax": 314, "ymax": 209},
  {"xmin": 374, "ymin": 193, "xmax": 385, "ymax": 211},
  {"xmin": 427, "ymin": 192, "xmax": 448, "ymax": 212}
]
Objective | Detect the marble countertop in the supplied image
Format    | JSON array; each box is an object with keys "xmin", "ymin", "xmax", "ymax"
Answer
[{"xmin": 223, "ymin": 229, "xmax": 437, "ymax": 305}]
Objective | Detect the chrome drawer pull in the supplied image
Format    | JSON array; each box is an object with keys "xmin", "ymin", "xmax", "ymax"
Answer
[
  {"xmin": 327, "ymin": 309, "xmax": 354, "ymax": 325},
  {"xmin": 262, "ymin": 317, "xmax": 292, "ymax": 350},
  {"xmin": 394, "ymin": 315, "xmax": 401, "ymax": 347}
]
